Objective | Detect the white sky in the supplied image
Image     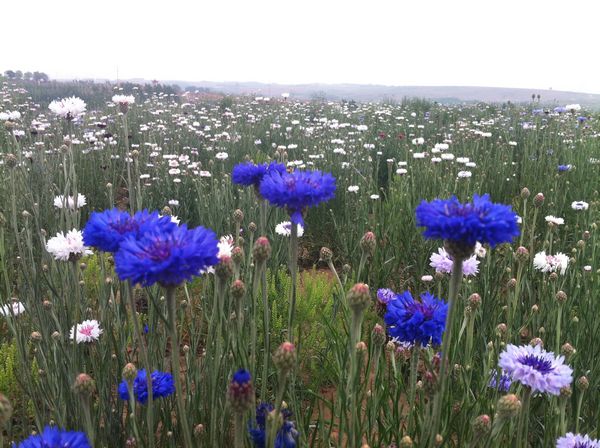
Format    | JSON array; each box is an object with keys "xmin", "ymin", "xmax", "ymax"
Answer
[{"xmin": 3, "ymin": 0, "xmax": 600, "ymax": 93}]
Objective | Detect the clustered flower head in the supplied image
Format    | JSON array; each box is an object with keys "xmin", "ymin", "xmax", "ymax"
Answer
[
  {"xmin": 248, "ymin": 402, "xmax": 298, "ymax": 448},
  {"xmin": 53, "ymin": 194, "xmax": 87, "ymax": 209},
  {"xmin": 0, "ymin": 301, "xmax": 25, "ymax": 317},
  {"xmin": 46, "ymin": 229, "xmax": 91, "ymax": 261},
  {"xmin": 232, "ymin": 161, "xmax": 286, "ymax": 189},
  {"xmin": 83, "ymin": 209, "xmax": 174, "ymax": 253},
  {"xmin": 112, "ymin": 94, "xmax": 135, "ymax": 105},
  {"xmin": 275, "ymin": 221, "xmax": 304, "ymax": 237},
  {"xmin": 259, "ymin": 169, "xmax": 336, "ymax": 225},
  {"xmin": 115, "ymin": 223, "xmax": 219, "ymax": 287},
  {"xmin": 430, "ymin": 247, "xmax": 479, "ymax": 276},
  {"xmin": 13, "ymin": 426, "xmax": 91, "ymax": 448},
  {"xmin": 499, "ymin": 344, "xmax": 573, "ymax": 395},
  {"xmin": 556, "ymin": 433, "xmax": 600, "ymax": 448},
  {"xmin": 415, "ymin": 194, "xmax": 520, "ymax": 257},
  {"xmin": 70, "ymin": 319, "xmax": 103, "ymax": 344},
  {"xmin": 384, "ymin": 291, "xmax": 448, "ymax": 346},
  {"xmin": 48, "ymin": 96, "xmax": 86, "ymax": 119},
  {"xmin": 533, "ymin": 251, "xmax": 569, "ymax": 275},
  {"xmin": 118, "ymin": 369, "xmax": 175, "ymax": 404}
]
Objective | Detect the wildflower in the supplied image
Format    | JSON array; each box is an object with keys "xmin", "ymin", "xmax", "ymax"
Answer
[
  {"xmin": 0, "ymin": 301, "xmax": 25, "ymax": 317},
  {"xmin": 259, "ymin": 169, "xmax": 336, "ymax": 225},
  {"xmin": 53, "ymin": 194, "xmax": 87, "ymax": 209},
  {"xmin": 228, "ymin": 369, "xmax": 255, "ymax": 414},
  {"xmin": 275, "ymin": 221, "xmax": 304, "ymax": 237},
  {"xmin": 429, "ymin": 247, "xmax": 480, "ymax": 276},
  {"xmin": 457, "ymin": 171, "xmax": 472, "ymax": 178},
  {"xmin": 248, "ymin": 402, "xmax": 298, "ymax": 448},
  {"xmin": 48, "ymin": 96, "xmax": 86, "ymax": 119},
  {"xmin": 558, "ymin": 165, "xmax": 572, "ymax": 172},
  {"xmin": 533, "ymin": 252, "xmax": 569, "ymax": 275},
  {"xmin": 83, "ymin": 209, "xmax": 174, "ymax": 253},
  {"xmin": 565, "ymin": 104, "xmax": 581, "ymax": 112},
  {"xmin": 46, "ymin": 229, "xmax": 91, "ymax": 261},
  {"xmin": 545, "ymin": 216, "xmax": 564, "ymax": 226},
  {"xmin": 571, "ymin": 201, "xmax": 589, "ymax": 211},
  {"xmin": 347, "ymin": 185, "xmax": 359, "ymax": 193},
  {"xmin": 112, "ymin": 94, "xmax": 135, "ymax": 105},
  {"xmin": 118, "ymin": 369, "xmax": 175, "ymax": 404},
  {"xmin": 115, "ymin": 223, "xmax": 219, "ymax": 287},
  {"xmin": 215, "ymin": 152, "xmax": 228, "ymax": 160},
  {"xmin": 70, "ymin": 319, "xmax": 103, "ymax": 343},
  {"xmin": 488, "ymin": 369, "xmax": 512, "ymax": 392},
  {"xmin": 556, "ymin": 433, "xmax": 600, "ymax": 448},
  {"xmin": 474, "ymin": 242, "xmax": 487, "ymax": 258},
  {"xmin": 384, "ymin": 291, "xmax": 448, "ymax": 346},
  {"xmin": 13, "ymin": 426, "xmax": 91, "ymax": 448},
  {"xmin": 232, "ymin": 161, "xmax": 286, "ymax": 188},
  {"xmin": 498, "ymin": 344, "xmax": 573, "ymax": 395},
  {"xmin": 415, "ymin": 194, "xmax": 519, "ymax": 257}
]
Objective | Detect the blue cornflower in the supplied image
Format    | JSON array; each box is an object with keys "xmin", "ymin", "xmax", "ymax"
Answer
[
  {"xmin": 499, "ymin": 344, "xmax": 573, "ymax": 395},
  {"xmin": 554, "ymin": 106, "xmax": 567, "ymax": 113},
  {"xmin": 259, "ymin": 169, "xmax": 336, "ymax": 225},
  {"xmin": 232, "ymin": 161, "xmax": 286, "ymax": 188},
  {"xmin": 415, "ymin": 194, "xmax": 520, "ymax": 251},
  {"xmin": 114, "ymin": 224, "xmax": 219, "ymax": 287},
  {"xmin": 377, "ymin": 288, "xmax": 397, "ymax": 305},
  {"xmin": 558, "ymin": 164, "xmax": 572, "ymax": 172},
  {"xmin": 556, "ymin": 433, "xmax": 600, "ymax": 448},
  {"xmin": 249, "ymin": 403, "xmax": 298, "ymax": 448},
  {"xmin": 83, "ymin": 208, "xmax": 174, "ymax": 253},
  {"xmin": 13, "ymin": 426, "xmax": 91, "ymax": 448},
  {"xmin": 488, "ymin": 369, "xmax": 512, "ymax": 392},
  {"xmin": 384, "ymin": 291, "xmax": 448, "ymax": 346},
  {"xmin": 118, "ymin": 369, "xmax": 175, "ymax": 404}
]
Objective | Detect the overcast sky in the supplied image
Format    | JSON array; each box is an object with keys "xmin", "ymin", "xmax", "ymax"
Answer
[{"xmin": 3, "ymin": 0, "xmax": 599, "ymax": 93}]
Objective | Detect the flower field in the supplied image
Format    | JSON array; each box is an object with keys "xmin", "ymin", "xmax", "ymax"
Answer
[{"xmin": 1, "ymin": 79, "xmax": 600, "ymax": 447}]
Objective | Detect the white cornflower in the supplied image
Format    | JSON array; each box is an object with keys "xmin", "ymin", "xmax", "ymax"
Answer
[
  {"xmin": 0, "ymin": 301, "xmax": 25, "ymax": 317},
  {"xmin": 215, "ymin": 152, "xmax": 228, "ymax": 160},
  {"xmin": 474, "ymin": 242, "xmax": 487, "ymax": 258},
  {"xmin": 533, "ymin": 251, "xmax": 569, "ymax": 275},
  {"xmin": 347, "ymin": 185, "xmax": 359, "ymax": 193},
  {"xmin": 218, "ymin": 235, "xmax": 234, "ymax": 259},
  {"xmin": 275, "ymin": 221, "xmax": 305, "ymax": 237},
  {"xmin": 545, "ymin": 216, "xmax": 564, "ymax": 226},
  {"xmin": 46, "ymin": 229, "xmax": 91, "ymax": 261},
  {"xmin": 112, "ymin": 94, "xmax": 135, "ymax": 105},
  {"xmin": 571, "ymin": 201, "xmax": 589, "ymax": 211},
  {"xmin": 70, "ymin": 319, "xmax": 103, "ymax": 343},
  {"xmin": 48, "ymin": 96, "xmax": 86, "ymax": 119},
  {"xmin": 168, "ymin": 199, "xmax": 179, "ymax": 206},
  {"xmin": 457, "ymin": 171, "xmax": 472, "ymax": 178},
  {"xmin": 53, "ymin": 194, "xmax": 87, "ymax": 209},
  {"xmin": 411, "ymin": 137, "xmax": 425, "ymax": 145},
  {"xmin": 565, "ymin": 104, "xmax": 581, "ymax": 112},
  {"xmin": 0, "ymin": 111, "xmax": 21, "ymax": 121},
  {"xmin": 370, "ymin": 194, "xmax": 380, "ymax": 200},
  {"xmin": 396, "ymin": 168, "xmax": 408, "ymax": 175}
]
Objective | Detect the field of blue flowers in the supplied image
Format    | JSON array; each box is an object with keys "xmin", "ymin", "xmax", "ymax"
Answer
[{"xmin": 0, "ymin": 79, "xmax": 599, "ymax": 447}]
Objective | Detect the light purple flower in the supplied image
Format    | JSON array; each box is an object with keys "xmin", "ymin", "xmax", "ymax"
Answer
[
  {"xmin": 377, "ymin": 288, "xmax": 396, "ymax": 305},
  {"xmin": 556, "ymin": 433, "xmax": 600, "ymax": 448},
  {"xmin": 499, "ymin": 344, "xmax": 573, "ymax": 395},
  {"xmin": 429, "ymin": 247, "xmax": 479, "ymax": 276}
]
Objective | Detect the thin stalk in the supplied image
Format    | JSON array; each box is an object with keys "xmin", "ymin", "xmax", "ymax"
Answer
[
  {"xmin": 126, "ymin": 283, "xmax": 154, "ymax": 448},
  {"xmin": 166, "ymin": 286, "xmax": 193, "ymax": 448},
  {"xmin": 429, "ymin": 257, "xmax": 464, "ymax": 443},
  {"xmin": 260, "ymin": 262, "xmax": 270, "ymax": 400},
  {"xmin": 407, "ymin": 342, "xmax": 421, "ymax": 433},
  {"xmin": 287, "ymin": 222, "xmax": 298, "ymax": 343},
  {"xmin": 516, "ymin": 387, "xmax": 531, "ymax": 448}
]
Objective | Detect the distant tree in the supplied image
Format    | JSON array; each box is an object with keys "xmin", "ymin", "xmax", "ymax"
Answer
[
  {"xmin": 23, "ymin": 72, "xmax": 33, "ymax": 81},
  {"xmin": 32, "ymin": 71, "xmax": 49, "ymax": 82},
  {"xmin": 14, "ymin": 70, "xmax": 23, "ymax": 80},
  {"xmin": 4, "ymin": 70, "xmax": 16, "ymax": 79},
  {"xmin": 537, "ymin": 94, "xmax": 541, "ymax": 102}
]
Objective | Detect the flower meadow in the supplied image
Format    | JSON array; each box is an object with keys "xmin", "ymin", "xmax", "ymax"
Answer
[{"xmin": 0, "ymin": 79, "xmax": 600, "ymax": 447}]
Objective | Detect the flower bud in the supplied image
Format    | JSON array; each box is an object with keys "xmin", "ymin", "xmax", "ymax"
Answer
[
  {"xmin": 73, "ymin": 373, "xmax": 96, "ymax": 397},
  {"xmin": 356, "ymin": 341, "xmax": 367, "ymax": 353},
  {"xmin": 4, "ymin": 154, "xmax": 17, "ymax": 168},
  {"xmin": 515, "ymin": 246, "xmax": 529, "ymax": 263},
  {"xmin": 530, "ymin": 337, "xmax": 543, "ymax": 347},
  {"xmin": 576, "ymin": 376, "xmax": 589, "ymax": 391},
  {"xmin": 555, "ymin": 290, "xmax": 567, "ymax": 303},
  {"xmin": 560, "ymin": 386, "xmax": 572, "ymax": 398},
  {"xmin": 472, "ymin": 414, "xmax": 491, "ymax": 435},
  {"xmin": 399, "ymin": 436, "xmax": 414, "ymax": 448},
  {"xmin": 30, "ymin": 331, "xmax": 42, "ymax": 343},
  {"xmin": 233, "ymin": 209, "xmax": 244, "ymax": 224},
  {"xmin": 496, "ymin": 394, "xmax": 521, "ymax": 420},
  {"xmin": 122, "ymin": 363, "xmax": 138, "ymax": 383},
  {"xmin": 248, "ymin": 222, "xmax": 257, "ymax": 233},
  {"xmin": 215, "ymin": 256, "xmax": 234, "ymax": 280},
  {"xmin": 520, "ymin": 187, "xmax": 530, "ymax": 199},
  {"xmin": 253, "ymin": 236, "xmax": 272, "ymax": 263},
  {"xmin": 534, "ymin": 193, "xmax": 544, "ymax": 207},
  {"xmin": 0, "ymin": 394, "xmax": 12, "ymax": 427},
  {"xmin": 468, "ymin": 293, "xmax": 481, "ymax": 310},
  {"xmin": 561, "ymin": 343, "xmax": 575, "ymax": 358},
  {"xmin": 319, "ymin": 247, "xmax": 333, "ymax": 262},
  {"xmin": 230, "ymin": 280, "xmax": 246, "ymax": 301},
  {"xmin": 231, "ymin": 246, "xmax": 244, "ymax": 265},
  {"xmin": 347, "ymin": 283, "xmax": 371, "ymax": 314},
  {"xmin": 371, "ymin": 324, "xmax": 386, "ymax": 347},
  {"xmin": 360, "ymin": 231, "xmax": 376, "ymax": 257},
  {"xmin": 273, "ymin": 342, "xmax": 296, "ymax": 373}
]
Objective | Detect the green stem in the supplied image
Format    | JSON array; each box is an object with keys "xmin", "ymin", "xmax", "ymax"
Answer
[
  {"xmin": 408, "ymin": 342, "xmax": 421, "ymax": 433},
  {"xmin": 287, "ymin": 222, "xmax": 298, "ymax": 343},
  {"xmin": 234, "ymin": 413, "xmax": 245, "ymax": 448},
  {"xmin": 166, "ymin": 286, "xmax": 193, "ymax": 448},
  {"xmin": 429, "ymin": 256, "xmax": 464, "ymax": 443},
  {"xmin": 516, "ymin": 387, "xmax": 531, "ymax": 448},
  {"xmin": 260, "ymin": 262, "xmax": 270, "ymax": 400},
  {"xmin": 126, "ymin": 283, "xmax": 154, "ymax": 448}
]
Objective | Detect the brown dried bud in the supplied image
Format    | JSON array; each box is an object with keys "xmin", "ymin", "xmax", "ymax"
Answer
[
  {"xmin": 319, "ymin": 247, "xmax": 333, "ymax": 262},
  {"xmin": 534, "ymin": 192, "xmax": 545, "ymax": 207},
  {"xmin": 233, "ymin": 209, "xmax": 244, "ymax": 223},
  {"xmin": 556, "ymin": 290, "xmax": 567, "ymax": 303},
  {"xmin": 520, "ymin": 187, "xmax": 530, "ymax": 199},
  {"xmin": 576, "ymin": 376, "xmax": 589, "ymax": 391},
  {"xmin": 496, "ymin": 394, "xmax": 521, "ymax": 420}
]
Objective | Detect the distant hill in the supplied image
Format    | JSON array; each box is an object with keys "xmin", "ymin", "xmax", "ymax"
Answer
[
  {"xmin": 159, "ymin": 80, "xmax": 600, "ymax": 107},
  {"xmin": 63, "ymin": 76, "xmax": 600, "ymax": 107}
]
